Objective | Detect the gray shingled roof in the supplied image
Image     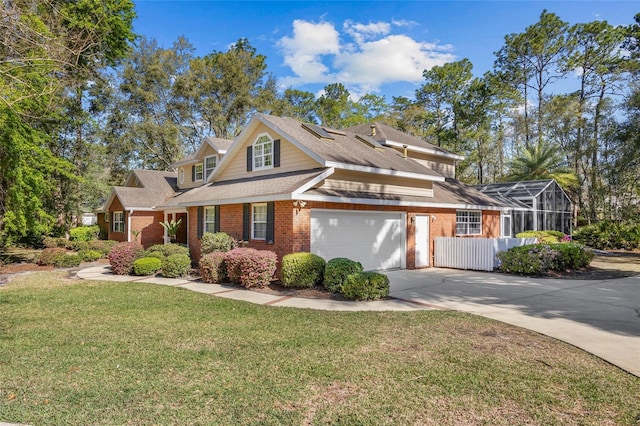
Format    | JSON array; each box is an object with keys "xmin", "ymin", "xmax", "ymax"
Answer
[
  {"xmin": 161, "ymin": 169, "xmax": 327, "ymax": 207},
  {"xmin": 304, "ymin": 178, "xmax": 505, "ymax": 209},
  {"xmin": 346, "ymin": 122, "xmax": 457, "ymax": 157},
  {"xmin": 258, "ymin": 115, "xmax": 444, "ymax": 179},
  {"xmin": 112, "ymin": 170, "xmax": 178, "ymax": 209}
]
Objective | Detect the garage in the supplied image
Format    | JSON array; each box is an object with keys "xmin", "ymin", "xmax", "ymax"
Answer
[{"xmin": 310, "ymin": 209, "xmax": 406, "ymax": 271}]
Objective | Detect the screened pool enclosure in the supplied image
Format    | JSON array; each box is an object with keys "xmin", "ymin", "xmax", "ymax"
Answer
[{"xmin": 474, "ymin": 180, "xmax": 573, "ymax": 237}]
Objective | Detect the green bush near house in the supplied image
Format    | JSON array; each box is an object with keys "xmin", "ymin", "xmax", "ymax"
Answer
[
  {"xmin": 341, "ymin": 272, "xmax": 390, "ymax": 301},
  {"xmin": 516, "ymin": 230, "xmax": 566, "ymax": 244},
  {"xmin": 145, "ymin": 251, "xmax": 165, "ymax": 262},
  {"xmin": 281, "ymin": 252, "xmax": 326, "ymax": 288},
  {"xmin": 54, "ymin": 254, "xmax": 83, "ymax": 268},
  {"xmin": 199, "ymin": 252, "xmax": 227, "ymax": 284},
  {"xmin": 161, "ymin": 254, "xmax": 191, "ymax": 278},
  {"xmin": 201, "ymin": 232, "xmax": 237, "ymax": 255},
  {"xmin": 69, "ymin": 225, "xmax": 101, "ymax": 242},
  {"xmin": 42, "ymin": 237, "xmax": 67, "ymax": 248},
  {"xmin": 132, "ymin": 257, "xmax": 163, "ymax": 276},
  {"xmin": 37, "ymin": 248, "xmax": 67, "ymax": 266},
  {"xmin": 145, "ymin": 243, "xmax": 190, "ymax": 258},
  {"xmin": 108, "ymin": 242, "xmax": 145, "ymax": 275},
  {"xmin": 67, "ymin": 240, "xmax": 89, "ymax": 251},
  {"xmin": 497, "ymin": 243, "xmax": 593, "ymax": 275},
  {"xmin": 323, "ymin": 258, "xmax": 364, "ymax": 293},
  {"xmin": 88, "ymin": 240, "xmax": 117, "ymax": 257},
  {"xmin": 78, "ymin": 250, "xmax": 102, "ymax": 262}
]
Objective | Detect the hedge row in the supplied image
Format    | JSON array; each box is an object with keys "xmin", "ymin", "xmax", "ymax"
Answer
[
  {"xmin": 108, "ymin": 242, "xmax": 192, "ymax": 278},
  {"xmin": 497, "ymin": 243, "xmax": 593, "ymax": 275},
  {"xmin": 572, "ymin": 221, "xmax": 640, "ymax": 250}
]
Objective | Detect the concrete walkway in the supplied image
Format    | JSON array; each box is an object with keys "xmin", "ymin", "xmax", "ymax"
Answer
[{"xmin": 76, "ymin": 265, "xmax": 640, "ymax": 376}]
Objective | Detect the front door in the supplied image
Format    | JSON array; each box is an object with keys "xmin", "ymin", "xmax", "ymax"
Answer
[{"xmin": 415, "ymin": 215, "xmax": 430, "ymax": 268}]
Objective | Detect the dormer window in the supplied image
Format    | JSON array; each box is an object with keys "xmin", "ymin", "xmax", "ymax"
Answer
[
  {"xmin": 253, "ymin": 134, "xmax": 273, "ymax": 171},
  {"xmin": 204, "ymin": 155, "xmax": 217, "ymax": 180},
  {"xmin": 194, "ymin": 164, "xmax": 204, "ymax": 181}
]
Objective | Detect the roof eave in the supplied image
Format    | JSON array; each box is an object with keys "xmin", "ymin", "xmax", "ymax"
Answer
[
  {"xmin": 325, "ymin": 161, "xmax": 445, "ymax": 182},
  {"xmin": 384, "ymin": 140, "xmax": 465, "ymax": 161}
]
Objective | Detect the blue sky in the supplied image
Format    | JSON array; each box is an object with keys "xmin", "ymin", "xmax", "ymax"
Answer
[{"xmin": 132, "ymin": 1, "xmax": 638, "ymax": 100}]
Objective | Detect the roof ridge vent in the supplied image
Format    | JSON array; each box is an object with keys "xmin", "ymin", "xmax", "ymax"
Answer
[{"xmin": 301, "ymin": 123, "xmax": 334, "ymax": 140}]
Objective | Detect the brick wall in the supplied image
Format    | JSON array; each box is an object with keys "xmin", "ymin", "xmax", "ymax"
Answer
[
  {"xmin": 107, "ymin": 197, "xmax": 127, "ymax": 243},
  {"xmin": 187, "ymin": 200, "xmax": 502, "ymax": 271},
  {"xmin": 130, "ymin": 211, "xmax": 165, "ymax": 248}
]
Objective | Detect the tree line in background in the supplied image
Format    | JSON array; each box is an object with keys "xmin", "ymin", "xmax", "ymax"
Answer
[{"xmin": 1, "ymin": 2, "xmax": 639, "ymax": 245}]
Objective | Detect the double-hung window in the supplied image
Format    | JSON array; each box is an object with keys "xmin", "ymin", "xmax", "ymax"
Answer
[
  {"xmin": 456, "ymin": 211, "xmax": 481, "ymax": 235},
  {"xmin": 253, "ymin": 135, "xmax": 273, "ymax": 170},
  {"xmin": 113, "ymin": 211, "xmax": 124, "ymax": 233},
  {"xmin": 194, "ymin": 164, "xmax": 204, "ymax": 181},
  {"xmin": 252, "ymin": 203, "xmax": 267, "ymax": 240},
  {"xmin": 204, "ymin": 207, "xmax": 216, "ymax": 234},
  {"xmin": 204, "ymin": 155, "xmax": 217, "ymax": 180}
]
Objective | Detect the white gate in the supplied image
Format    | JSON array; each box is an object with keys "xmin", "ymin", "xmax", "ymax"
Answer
[{"xmin": 434, "ymin": 237, "xmax": 536, "ymax": 271}]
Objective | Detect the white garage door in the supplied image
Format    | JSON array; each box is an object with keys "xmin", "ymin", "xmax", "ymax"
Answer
[{"xmin": 310, "ymin": 209, "xmax": 406, "ymax": 271}]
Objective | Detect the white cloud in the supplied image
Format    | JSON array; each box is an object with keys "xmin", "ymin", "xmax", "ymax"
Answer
[{"xmin": 277, "ymin": 18, "xmax": 455, "ymax": 94}]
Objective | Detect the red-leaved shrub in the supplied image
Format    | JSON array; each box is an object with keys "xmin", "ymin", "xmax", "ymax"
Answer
[
  {"xmin": 108, "ymin": 242, "xmax": 144, "ymax": 275},
  {"xmin": 224, "ymin": 248, "xmax": 277, "ymax": 288},
  {"xmin": 37, "ymin": 248, "xmax": 67, "ymax": 266}
]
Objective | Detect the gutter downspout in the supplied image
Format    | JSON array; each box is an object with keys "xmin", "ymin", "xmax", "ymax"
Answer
[{"xmin": 127, "ymin": 209, "xmax": 134, "ymax": 242}]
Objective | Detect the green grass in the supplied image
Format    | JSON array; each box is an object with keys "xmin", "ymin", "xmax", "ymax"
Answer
[{"xmin": 1, "ymin": 273, "xmax": 639, "ymax": 425}]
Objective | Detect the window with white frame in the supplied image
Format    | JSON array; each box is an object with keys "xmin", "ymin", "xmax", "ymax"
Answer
[
  {"xmin": 104, "ymin": 212, "xmax": 109, "ymax": 222},
  {"xmin": 456, "ymin": 210, "xmax": 481, "ymax": 235},
  {"xmin": 113, "ymin": 211, "xmax": 124, "ymax": 233},
  {"xmin": 204, "ymin": 207, "xmax": 216, "ymax": 234},
  {"xmin": 253, "ymin": 134, "xmax": 273, "ymax": 170},
  {"xmin": 194, "ymin": 164, "xmax": 204, "ymax": 181},
  {"xmin": 252, "ymin": 203, "xmax": 267, "ymax": 240},
  {"xmin": 179, "ymin": 167, "xmax": 184, "ymax": 184},
  {"xmin": 204, "ymin": 155, "xmax": 217, "ymax": 180}
]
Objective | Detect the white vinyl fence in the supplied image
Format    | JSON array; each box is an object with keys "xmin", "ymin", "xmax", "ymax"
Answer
[{"xmin": 434, "ymin": 237, "xmax": 537, "ymax": 271}]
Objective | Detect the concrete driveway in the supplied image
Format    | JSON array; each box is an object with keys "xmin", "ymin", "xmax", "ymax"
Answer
[{"xmin": 387, "ymin": 268, "xmax": 640, "ymax": 376}]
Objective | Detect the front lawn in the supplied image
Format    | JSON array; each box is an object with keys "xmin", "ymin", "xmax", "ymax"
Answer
[{"xmin": 1, "ymin": 273, "xmax": 639, "ymax": 425}]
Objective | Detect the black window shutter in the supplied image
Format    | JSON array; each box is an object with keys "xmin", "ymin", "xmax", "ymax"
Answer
[
  {"xmin": 123, "ymin": 212, "xmax": 127, "ymax": 234},
  {"xmin": 111, "ymin": 212, "xmax": 114, "ymax": 232},
  {"xmin": 197, "ymin": 206, "xmax": 203, "ymax": 239},
  {"xmin": 243, "ymin": 204, "xmax": 250, "ymax": 240},
  {"xmin": 273, "ymin": 139, "xmax": 281, "ymax": 168},
  {"xmin": 214, "ymin": 205, "xmax": 220, "ymax": 233},
  {"xmin": 266, "ymin": 202, "xmax": 275, "ymax": 244},
  {"xmin": 246, "ymin": 146, "xmax": 253, "ymax": 171},
  {"xmin": 192, "ymin": 165, "xmax": 196, "ymax": 181}
]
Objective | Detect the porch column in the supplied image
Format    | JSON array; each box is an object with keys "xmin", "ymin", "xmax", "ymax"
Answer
[{"xmin": 163, "ymin": 211, "xmax": 169, "ymax": 244}]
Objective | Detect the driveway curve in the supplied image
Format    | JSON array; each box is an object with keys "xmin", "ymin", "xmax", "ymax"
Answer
[{"xmin": 387, "ymin": 268, "xmax": 640, "ymax": 377}]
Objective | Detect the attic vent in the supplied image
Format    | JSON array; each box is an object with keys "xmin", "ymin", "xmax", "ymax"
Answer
[
  {"xmin": 355, "ymin": 134, "xmax": 385, "ymax": 151},
  {"xmin": 325, "ymin": 128, "xmax": 346, "ymax": 136},
  {"xmin": 302, "ymin": 123, "xmax": 334, "ymax": 140}
]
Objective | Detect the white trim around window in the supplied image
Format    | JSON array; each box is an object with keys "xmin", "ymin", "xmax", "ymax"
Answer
[
  {"xmin": 194, "ymin": 164, "xmax": 204, "ymax": 181},
  {"xmin": 204, "ymin": 207, "xmax": 216, "ymax": 234},
  {"xmin": 252, "ymin": 203, "xmax": 267, "ymax": 240},
  {"xmin": 456, "ymin": 210, "xmax": 482, "ymax": 236},
  {"xmin": 204, "ymin": 155, "xmax": 217, "ymax": 180},
  {"xmin": 113, "ymin": 211, "xmax": 125, "ymax": 233},
  {"xmin": 253, "ymin": 134, "xmax": 274, "ymax": 171}
]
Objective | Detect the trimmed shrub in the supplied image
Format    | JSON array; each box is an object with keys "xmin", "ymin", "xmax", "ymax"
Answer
[
  {"xmin": 108, "ymin": 242, "xmax": 144, "ymax": 275},
  {"xmin": 67, "ymin": 240, "xmax": 89, "ymax": 251},
  {"xmin": 54, "ymin": 254, "xmax": 83, "ymax": 268},
  {"xmin": 133, "ymin": 257, "xmax": 162, "ymax": 276},
  {"xmin": 199, "ymin": 251, "xmax": 227, "ymax": 284},
  {"xmin": 516, "ymin": 230, "xmax": 566, "ymax": 244},
  {"xmin": 89, "ymin": 240, "xmax": 117, "ymax": 256},
  {"xmin": 341, "ymin": 272, "xmax": 390, "ymax": 301},
  {"xmin": 78, "ymin": 250, "xmax": 102, "ymax": 262},
  {"xmin": 37, "ymin": 248, "xmax": 67, "ymax": 266},
  {"xmin": 201, "ymin": 232, "xmax": 237, "ymax": 255},
  {"xmin": 497, "ymin": 243, "xmax": 593, "ymax": 275},
  {"xmin": 323, "ymin": 258, "xmax": 364, "ymax": 293},
  {"xmin": 161, "ymin": 254, "xmax": 192, "ymax": 278},
  {"xmin": 146, "ymin": 251, "xmax": 165, "ymax": 262},
  {"xmin": 224, "ymin": 248, "xmax": 277, "ymax": 288},
  {"xmin": 42, "ymin": 237, "xmax": 67, "ymax": 248},
  {"xmin": 281, "ymin": 252, "xmax": 325, "ymax": 288},
  {"xmin": 69, "ymin": 225, "xmax": 100, "ymax": 242},
  {"xmin": 144, "ymin": 243, "xmax": 190, "ymax": 258}
]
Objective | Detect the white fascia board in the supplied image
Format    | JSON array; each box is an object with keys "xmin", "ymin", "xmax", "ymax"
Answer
[
  {"xmin": 126, "ymin": 207, "xmax": 156, "ymax": 211},
  {"xmin": 325, "ymin": 161, "xmax": 445, "ymax": 182},
  {"xmin": 297, "ymin": 193, "xmax": 510, "ymax": 211},
  {"xmin": 171, "ymin": 158, "xmax": 199, "ymax": 168},
  {"xmin": 178, "ymin": 193, "xmax": 293, "ymax": 207},
  {"xmin": 292, "ymin": 168, "xmax": 335, "ymax": 196},
  {"xmin": 385, "ymin": 140, "xmax": 465, "ymax": 161}
]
